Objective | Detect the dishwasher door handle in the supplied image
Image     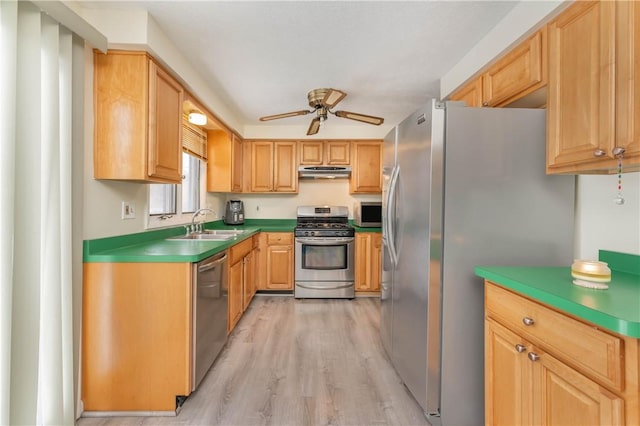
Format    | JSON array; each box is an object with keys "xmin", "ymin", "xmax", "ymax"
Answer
[{"xmin": 198, "ymin": 253, "xmax": 227, "ymax": 272}]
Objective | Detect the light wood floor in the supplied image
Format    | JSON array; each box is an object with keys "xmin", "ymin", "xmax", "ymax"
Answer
[{"xmin": 77, "ymin": 296, "xmax": 430, "ymax": 426}]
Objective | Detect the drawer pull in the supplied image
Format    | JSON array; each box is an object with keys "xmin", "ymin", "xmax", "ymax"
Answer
[
  {"xmin": 527, "ymin": 352, "xmax": 540, "ymax": 362},
  {"xmin": 593, "ymin": 148, "xmax": 607, "ymax": 157},
  {"xmin": 515, "ymin": 344, "xmax": 526, "ymax": 353},
  {"xmin": 522, "ymin": 317, "xmax": 535, "ymax": 326}
]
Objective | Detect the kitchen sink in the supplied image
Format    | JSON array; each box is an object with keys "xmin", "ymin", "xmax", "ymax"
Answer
[
  {"xmin": 201, "ymin": 229, "xmax": 247, "ymax": 235},
  {"xmin": 166, "ymin": 229, "xmax": 247, "ymax": 241}
]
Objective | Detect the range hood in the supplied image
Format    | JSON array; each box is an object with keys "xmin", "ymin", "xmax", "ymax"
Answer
[{"xmin": 298, "ymin": 166, "xmax": 351, "ymax": 179}]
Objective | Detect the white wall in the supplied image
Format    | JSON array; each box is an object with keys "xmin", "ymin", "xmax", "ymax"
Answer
[
  {"xmin": 575, "ymin": 173, "xmax": 640, "ymax": 259},
  {"xmin": 228, "ymin": 179, "xmax": 381, "ymax": 220},
  {"xmin": 243, "ymin": 123, "xmax": 391, "ymax": 140}
]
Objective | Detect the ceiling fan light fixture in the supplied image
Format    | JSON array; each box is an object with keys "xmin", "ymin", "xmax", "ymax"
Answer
[{"xmin": 188, "ymin": 111, "xmax": 207, "ymax": 126}]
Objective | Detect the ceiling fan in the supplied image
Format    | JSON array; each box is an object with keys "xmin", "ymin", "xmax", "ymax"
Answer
[{"xmin": 259, "ymin": 88, "xmax": 384, "ymax": 135}]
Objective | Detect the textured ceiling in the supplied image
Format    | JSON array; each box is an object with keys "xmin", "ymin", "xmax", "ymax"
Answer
[{"xmin": 79, "ymin": 1, "xmax": 519, "ymax": 130}]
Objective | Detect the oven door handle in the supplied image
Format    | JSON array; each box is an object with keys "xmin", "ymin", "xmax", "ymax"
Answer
[
  {"xmin": 296, "ymin": 282, "xmax": 355, "ymax": 290},
  {"xmin": 295, "ymin": 237, "xmax": 355, "ymax": 245}
]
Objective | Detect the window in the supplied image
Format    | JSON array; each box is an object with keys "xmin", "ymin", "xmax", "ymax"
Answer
[{"xmin": 148, "ymin": 152, "xmax": 205, "ymax": 228}]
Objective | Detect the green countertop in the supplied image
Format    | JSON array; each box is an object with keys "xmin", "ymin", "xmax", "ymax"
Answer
[
  {"xmin": 84, "ymin": 219, "xmax": 380, "ymax": 263},
  {"xmin": 350, "ymin": 223, "xmax": 382, "ymax": 233},
  {"xmin": 475, "ymin": 251, "xmax": 640, "ymax": 338},
  {"xmin": 84, "ymin": 219, "xmax": 296, "ymax": 263}
]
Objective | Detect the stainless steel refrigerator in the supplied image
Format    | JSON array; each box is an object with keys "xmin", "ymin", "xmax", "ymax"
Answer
[{"xmin": 381, "ymin": 100, "xmax": 575, "ymax": 425}]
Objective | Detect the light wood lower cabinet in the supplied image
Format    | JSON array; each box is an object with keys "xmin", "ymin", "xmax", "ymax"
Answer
[
  {"xmin": 243, "ymin": 235, "xmax": 259, "ymax": 310},
  {"xmin": 485, "ymin": 281, "xmax": 639, "ymax": 425},
  {"xmin": 228, "ymin": 237, "xmax": 255, "ymax": 333},
  {"xmin": 355, "ymin": 233, "xmax": 381, "ymax": 292},
  {"xmin": 257, "ymin": 232, "xmax": 294, "ymax": 290},
  {"xmin": 82, "ymin": 262, "xmax": 192, "ymax": 412},
  {"xmin": 228, "ymin": 260, "xmax": 243, "ymax": 333}
]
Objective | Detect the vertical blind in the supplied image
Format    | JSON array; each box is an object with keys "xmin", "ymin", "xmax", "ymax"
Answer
[{"xmin": 0, "ymin": 1, "xmax": 88, "ymax": 424}]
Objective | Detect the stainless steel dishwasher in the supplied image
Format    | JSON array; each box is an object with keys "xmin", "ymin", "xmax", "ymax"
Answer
[{"xmin": 192, "ymin": 251, "xmax": 228, "ymax": 391}]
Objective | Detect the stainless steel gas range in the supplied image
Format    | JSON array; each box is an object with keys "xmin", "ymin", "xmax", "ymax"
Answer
[{"xmin": 294, "ymin": 206, "xmax": 355, "ymax": 299}]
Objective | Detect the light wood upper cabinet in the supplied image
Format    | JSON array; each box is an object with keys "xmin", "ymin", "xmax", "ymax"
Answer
[
  {"xmin": 449, "ymin": 28, "xmax": 547, "ymax": 109},
  {"xmin": 274, "ymin": 142, "xmax": 298, "ymax": 192},
  {"xmin": 299, "ymin": 141, "xmax": 324, "ymax": 165},
  {"xmin": 482, "ymin": 27, "xmax": 547, "ymax": 107},
  {"xmin": 249, "ymin": 141, "xmax": 274, "ymax": 192},
  {"xmin": 485, "ymin": 282, "xmax": 638, "ymax": 426},
  {"xmin": 300, "ymin": 140, "xmax": 351, "ymax": 165},
  {"xmin": 208, "ymin": 131, "xmax": 243, "ymax": 193},
  {"xmin": 248, "ymin": 141, "xmax": 297, "ymax": 193},
  {"xmin": 350, "ymin": 140, "xmax": 382, "ymax": 194},
  {"xmin": 449, "ymin": 76, "xmax": 484, "ymax": 107},
  {"xmin": 326, "ymin": 141, "xmax": 350, "ymax": 165},
  {"xmin": 547, "ymin": 0, "xmax": 640, "ymax": 174},
  {"xmin": 94, "ymin": 50, "xmax": 183, "ymax": 183},
  {"xmin": 355, "ymin": 233, "xmax": 382, "ymax": 292},
  {"xmin": 615, "ymin": 0, "xmax": 640, "ymax": 170}
]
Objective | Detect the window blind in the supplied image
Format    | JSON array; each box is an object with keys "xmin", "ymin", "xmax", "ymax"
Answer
[{"xmin": 182, "ymin": 115, "xmax": 207, "ymax": 160}]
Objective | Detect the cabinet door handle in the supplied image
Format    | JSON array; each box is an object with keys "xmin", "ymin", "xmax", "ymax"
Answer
[
  {"xmin": 522, "ymin": 317, "xmax": 535, "ymax": 326},
  {"xmin": 593, "ymin": 149, "xmax": 606, "ymax": 157},
  {"xmin": 612, "ymin": 147, "xmax": 626, "ymax": 158},
  {"xmin": 515, "ymin": 344, "xmax": 526, "ymax": 353},
  {"xmin": 527, "ymin": 352, "xmax": 540, "ymax": 362}
]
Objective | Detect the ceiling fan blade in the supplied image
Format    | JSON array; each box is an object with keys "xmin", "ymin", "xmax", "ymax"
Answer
[
  {"xmin": 259, "ymin": 110, "xmax": 311, "ymax": 122},
  {"xmin": 307, "ymin": 117, "xmax": 321, "ymax": 135},
  {"xmin": 322, "ymin": 89, "xmax": 347, "ymax": 108},
  {"xmin": 334, "ymin": 110, "xmax": 384, "ymax": 125}
]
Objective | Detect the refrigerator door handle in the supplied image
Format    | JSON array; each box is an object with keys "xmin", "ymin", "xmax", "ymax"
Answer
[{"xmin": 387, "ymin": 165, "xmax": 400, "ymax": 266}]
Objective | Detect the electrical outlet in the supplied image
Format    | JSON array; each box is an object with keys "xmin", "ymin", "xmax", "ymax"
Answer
[{"xmin": 121, "ymin": 201, "xmax": 136, "ymax": 219}]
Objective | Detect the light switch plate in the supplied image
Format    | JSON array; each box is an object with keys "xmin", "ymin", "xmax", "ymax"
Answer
[{"xmin": 121, "ymin": 201, "xmax": 136, "ymax": 219}]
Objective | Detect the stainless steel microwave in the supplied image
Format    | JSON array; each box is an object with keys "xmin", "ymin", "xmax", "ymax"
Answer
[{"xmin": 354, "ymin": 201, "xmax": 382, "ymax": 227}]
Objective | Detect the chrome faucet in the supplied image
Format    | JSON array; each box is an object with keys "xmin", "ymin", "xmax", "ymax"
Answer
[{"xmin": 190, "ymin": 208, "xmax": 216, "ymax": 233}]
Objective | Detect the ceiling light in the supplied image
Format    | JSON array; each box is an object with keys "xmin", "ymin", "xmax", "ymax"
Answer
[{"xmin": 188, "ymin": 111, "xmax": 207, "ymax": 126}]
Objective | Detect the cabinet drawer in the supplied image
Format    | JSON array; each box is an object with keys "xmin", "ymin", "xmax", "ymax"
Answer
[
  {"xmin": 230, "ymin": 238, "xmax": 253, "ymax": 265},
  {"xmin": 266, "ymin": 233, "xmax": 293, "ymax": 245},
  {"xmin": 486, "ymin": 283, "xmax": 623, "ymax": 390}
]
